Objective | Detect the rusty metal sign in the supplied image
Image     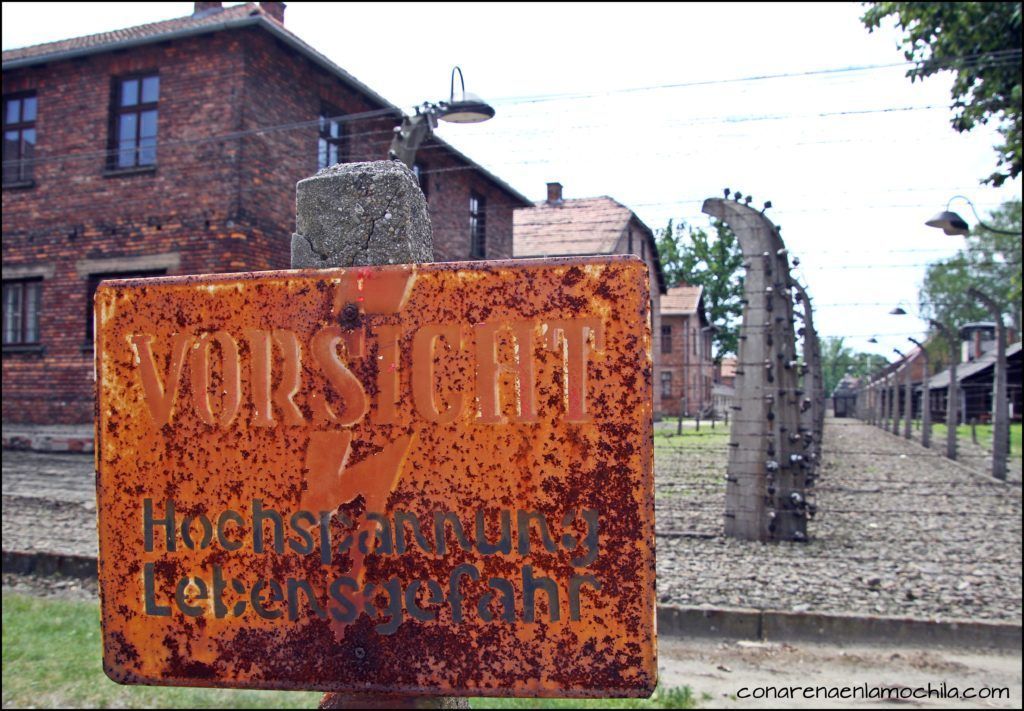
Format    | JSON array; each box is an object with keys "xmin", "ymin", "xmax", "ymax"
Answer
[{"xmin": 94, "ymin": 256, "xmax": 656, "ymax": 697}]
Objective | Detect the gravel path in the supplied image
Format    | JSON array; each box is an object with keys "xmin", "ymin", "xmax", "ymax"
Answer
[
  {"xmin": 655, "ymin": 418, "xmax": 1022, "ymax": 621},
  {"xmin": 3, "ymin": 419, "xmax": 1022, "ymax": 622}
]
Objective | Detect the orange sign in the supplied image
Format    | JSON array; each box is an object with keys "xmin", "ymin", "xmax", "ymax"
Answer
[{"xmin": 94, "ymin": 256, "xmax": 655, "ymax": 697}]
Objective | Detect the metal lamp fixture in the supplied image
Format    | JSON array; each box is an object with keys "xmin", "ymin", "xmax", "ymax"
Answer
[
  {"xmin": 389, "ymin": 66, "xmax": 495, "ymax": 168},
  {"xmin": 926, "ymin": 195, "xmax": 1022, "ymax": 236},
  {"xmin": 438, "ymin": 66, "xmax": 496, "ymax": 123}
]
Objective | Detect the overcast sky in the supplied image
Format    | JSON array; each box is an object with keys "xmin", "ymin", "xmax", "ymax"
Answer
[{"xmin": 4, "ymin": 2, "xmax": 1020, "ymax": 361}]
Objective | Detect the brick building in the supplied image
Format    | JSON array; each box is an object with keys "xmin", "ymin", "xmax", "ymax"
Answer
[
  {"xmin": 2, "ymin": 1, "xmax": 530, "ymax": 425},
  {"xmin": 658, "ymin": 285, "xmax": 713, "ymax": 417},
  {"xmin": 513, "ymin": 182, "xmax": 667, "ymax": 414}
]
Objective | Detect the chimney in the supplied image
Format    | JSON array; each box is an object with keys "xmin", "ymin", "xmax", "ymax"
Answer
[
  {"xmin": 260, "ymin": 1, "xmax": 286, "ymax": 23},
  {"xmin": 193, "ymin": 2, "xmax": 222, "ymax": 15},
  {"xmin": 546, "ymin": 182, "xmax": 563, "ymax": 205},
  {"xmin": 973, "ymin": 330, "xmax": 982, "ymax": 360}
]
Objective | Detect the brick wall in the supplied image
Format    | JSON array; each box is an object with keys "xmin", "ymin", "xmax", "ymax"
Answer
[
  {"xmin": 659, "ymin": 313, "xmax": 714, "ymax": 417},
  {"xmin": 2, "ymin": 33, "xmax": 249, "ymax": 423},
  {"xmin": 2, "ymin": 24, "xmax": 524, "ymax": 424},
  {"xmin": 613, "ymin": 220, "xmax": 662, "ymax": 414}
]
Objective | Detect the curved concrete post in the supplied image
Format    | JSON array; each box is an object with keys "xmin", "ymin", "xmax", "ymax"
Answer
[
  {"xmin": 930, "ymin": 320, "xmax": 958, "ymax": 461},
  {"xmin": 909, "ymin": 338, "xmax": 931, "ymax": 448},
  {"xmin": 793, "ymin": 282, "xmax": 823, "ymax": 481},
  {"xmin": 903, "ymin": 360, "xmax": 913, "ymax": 439},
  {"xmin": 888, "ymin": 371, "xmax": 899, "ymax": 435},
  {"xmin": 968, "ymin": 288, "xmax": 1009, "ymax": 480},
  {"xmin": 703, "ymin": 198, "xmax": 807, "ymax": 542}
]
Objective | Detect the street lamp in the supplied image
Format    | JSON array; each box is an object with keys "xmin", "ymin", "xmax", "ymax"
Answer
[
  {"xmin": 925, "ymin": 195, "xmax": 1023, "ymax": 236},
  {"xmin": 388, "ymin": 66, "xmax": 496, "ymax": 168}
]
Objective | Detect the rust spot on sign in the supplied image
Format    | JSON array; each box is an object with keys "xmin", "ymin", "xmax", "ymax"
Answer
[{"xmin": 95, "ymin": 256, "xmax": 656, "ymax": 697}]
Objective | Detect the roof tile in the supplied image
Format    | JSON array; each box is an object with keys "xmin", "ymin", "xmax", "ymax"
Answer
[
  {"xmin": 3, "ymin": 3, "xmax": 262, "ymax": 63},
  {"xmin": 513, "ymin": 197, "xmax": 634, "ymax": 257}
]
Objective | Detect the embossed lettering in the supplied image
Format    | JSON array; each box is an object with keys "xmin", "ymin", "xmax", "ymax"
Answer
[
  {"xmin": 190, "ymin": 331, "xmax": 242, "ymax": 428},
  {"xmin": 412, "ymin": 324, "xmax": 465, "ymax": 423},
  {"xmin": 131, "ymin": 333, "xmax": 193, "ymax": 427}
]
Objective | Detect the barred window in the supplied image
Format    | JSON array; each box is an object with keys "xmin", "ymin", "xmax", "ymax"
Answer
[
  {"xmin": 318, "ymin": 105, "xmax": 348, "ymax": 169},
  {"xmin": 112, "ymin": 74, "xmax": 159, "ymax": 169},
  {"xmin": 661, "ymin": 325, "xmax": 672, "ymax": 354},
  {"xmin": 3, "ymin": 93, "xmax": 37, "ymax": 183},
  {"xmin": 2, "ymin": 279, "xmax": 42, "ymax": 345}
]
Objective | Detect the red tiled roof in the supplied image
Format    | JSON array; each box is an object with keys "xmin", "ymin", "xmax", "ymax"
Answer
[
  {"xmin": 513, "ymin": 197, "xmax": 634, "ymax": 257},
  {"xmin": 661, "ymin": 284, "xmax": 703, "ymax": 315}
]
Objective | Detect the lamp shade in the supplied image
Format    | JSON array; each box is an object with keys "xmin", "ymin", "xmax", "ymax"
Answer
[
  {"xmin": 925, "ymin": 210, "xmax": 970, "ymax": 236},
  {"xmin": 439, "ymin": 92, "xmax": 495, "ymax": 123}
]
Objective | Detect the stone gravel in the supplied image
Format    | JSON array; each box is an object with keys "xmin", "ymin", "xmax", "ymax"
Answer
[
  {"xmin": 655, "ymin": 418, "xmax": 1022, "ymax": 622},
  {"xmin": 3, "ymin": 420, "xmax": 1021, "ymax": 622}
]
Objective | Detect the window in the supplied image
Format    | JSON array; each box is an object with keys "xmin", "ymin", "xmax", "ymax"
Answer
[
  {"xmin": 318, "ymin": 106, "xmax": 347, "ymax": 169},
  {"xmin": 3, "ymin": 93, "xmax": 37, "ymax": 184},
  {"xmin": 2, "ymin": 279, "xmax": 41, "ymax": 345},
  {"xmin": 660, "ymin": 371, "xmax": 672, "ymax": 399},
  {"xmin": 112, "ymin": 74, "xmax": 159, "ymax": 169},
  {"xmin": 469, "ymin": 192, "xmax": 486, "ymax": 258},
  {"xmin": 85, "ymin": 271, "xmax": 165, "ymax": 342},
  {"xmin": 661, "ymin": 325, "xmax": 672, "ymax": 354}
]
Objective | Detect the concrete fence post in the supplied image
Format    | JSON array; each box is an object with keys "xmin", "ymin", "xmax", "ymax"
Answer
[
  {"xmin": 888, "ymin": 372, "xmax": 898, "ymax": 435},
  {"xmin": 968, "ymin": 288, "xmax": 1009, "ymax": 481},
  {"xmin": 703, "ymin": 197, "xmax": 808, "ymax": 542},
  {"xmin": 290, "ymin": 160, "xmax": 465, "ymax": 709},
  {"xmin": 793, "ymin": 282, "xmax": 822, "ymax": 481},
  {"xmin": 908, "ymin": 338, "xmax": 931, "ymax": 449},
  {"xmin": 903, "ymin": 360, "xmax": 913, "ymax": 440},
  {"xmin": 929, "ymin": 320, "xmax": 958, "ymax": 462}
]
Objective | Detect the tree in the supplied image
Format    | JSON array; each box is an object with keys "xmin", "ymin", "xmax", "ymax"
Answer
[
  {"xmin": 656, "ymin": 218, "xmax": 744, "ymax": 361},
  {"xmin": 821, "ymin": 336, "xmax": 889, "ymax": 395},
  {"xmin": 919, "ymin": 199, "xmax": 1022, "ymax": 348},
  {"xmin": 861, "ymin": 2, "xmax": 1022, "ymax": 186}
]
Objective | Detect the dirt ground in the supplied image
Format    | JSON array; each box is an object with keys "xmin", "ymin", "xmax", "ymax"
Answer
[{"xmin": 659, "ymin": 637, "xmax": 1022, "ymax": 709}]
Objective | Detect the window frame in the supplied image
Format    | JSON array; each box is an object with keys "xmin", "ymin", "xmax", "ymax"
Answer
[
  {"xmin": 317, "ymin": 104, "xmax": 348, "ymax": 170},
  {"xmin": 2, "ymin": 278, "xmax": 42, "ymax": 346},
  {"xmin": 469, "ymin": 191, "xmax": 486, "ymax": 259},
  {"xmin": 3, "ymin": 91, "xmax": 37, "ymax": 185},
  {"xmin": 110, "ymin": 72, "xmax": 159, "ymax": 170},
  {"xmin": 660, "ymin": 371, "xmax": 673, "ymax": 399},
  {"xmin": 660, "ymin": 324, "xmax": 672, "ymax": 354}
]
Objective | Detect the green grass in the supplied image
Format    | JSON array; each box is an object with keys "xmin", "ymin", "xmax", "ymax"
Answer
[
  {"xmin": 653, "ymin": 425, "xmax": 729, "ymax": 450},
  {"xmin": 930, "ymin": 422, "xmax": 1022, "ymax": 460},
  {"xmin": 2, "ymin": 593, "xmax": 695, "ymax": 709},
  {"xmin": 2, "ymin": 593, "xmax": 321, "ymax": 709}
]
